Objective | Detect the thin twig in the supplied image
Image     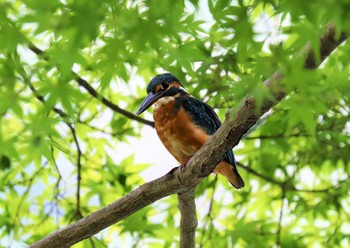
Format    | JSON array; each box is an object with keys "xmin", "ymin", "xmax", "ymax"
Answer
[
  {"xmin": 78, "ymin": 119, "xmax": 132, "ymax": 136},
  {"xmin": 28, "ymin": 44, "xmax": 155, "ymax": 128},
  {"xmin": 88, "ymin": 238, "xmax": 97, "ymax": 248},
  {"xmin": 244, "ymin": 133, "xmax": 309, "ymax": 140},
  {"xmin": 236, "ymin": 162, "xmax": 283, "ymax": 185},
  {"xmin": 291, "ymin": 177, "xmax": 349, "ymax": 193},
  {"xmin": 14, "ymin": 162, "xmax": 48, "ymax": 226},
  {"xmin": 50, "ymin": 146, "xmax": 63, "ymax": 227},
  {"xmin": 19, "ymin": 68, "xmax": 84, "ymax": 219},
  {"xmin": 276, "ymin": 189, "xmax": 285, "ymax": 247},
  {"xmin": 50, "ymin": 145, "xmax": 65, "ymax": 212},
  {"xmin": 22, "ymin": 74, "xmax": 129, "ymax": 137},
  {"xmin": 67, "ymin": 124, "xmax": 83, "ymax": 220}
]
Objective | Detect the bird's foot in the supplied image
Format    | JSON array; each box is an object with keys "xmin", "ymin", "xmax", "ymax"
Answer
[
  {"xmin": 166, "ymin": 156, "xmax": 193, "ymax": 175},
  {"xmin": 179, "ymin": 155, "xmax": 193, "ymax": 171},
  {"xmin": 167, "ymin": 166, "xmax": 179, "ymax": 175}
]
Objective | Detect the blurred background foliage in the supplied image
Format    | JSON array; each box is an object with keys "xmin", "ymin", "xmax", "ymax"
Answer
[{"xmin": 0, "ymin": 0, "xmax": 349, "ymax": 247}]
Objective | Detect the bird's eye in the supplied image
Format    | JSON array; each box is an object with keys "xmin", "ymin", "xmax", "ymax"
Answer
[{"xmin": 161, "ymin": 82, "xmax": 169, "ymax": 89}]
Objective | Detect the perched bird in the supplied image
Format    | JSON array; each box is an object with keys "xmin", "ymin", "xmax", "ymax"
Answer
[{"xmin": 136, "ymin": 73, "xmax": 244, "ymax": 189}]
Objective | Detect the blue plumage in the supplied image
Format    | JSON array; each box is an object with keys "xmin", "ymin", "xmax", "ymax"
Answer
[
  {"xmin": 147, "ymin": 73, "xmax": 181, "ymax": 93},
  {"xmin": 176, "ymin": 96, "xmax": 237, "ymax": 167},
  {"xmin": 136, "ymin": 73, "xmax": 244, "ymax": 188}
]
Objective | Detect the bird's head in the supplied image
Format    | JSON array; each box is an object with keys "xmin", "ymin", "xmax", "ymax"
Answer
[{"xmin": 136, "ymin": 73, "xmax": 185, "ymax": 115}]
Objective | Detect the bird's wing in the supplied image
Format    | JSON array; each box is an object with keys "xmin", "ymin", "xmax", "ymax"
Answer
[{"xmin": 179, "ymin": 96, "xmax": 236, "ymax": 166}]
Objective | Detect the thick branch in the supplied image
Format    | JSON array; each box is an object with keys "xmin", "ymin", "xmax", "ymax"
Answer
[
  {"xmin": 31, "ymin": 173, "xmax": 194, "ymax": 247},
  {"xmin": 31, "ymin": 26, "xmax": 346, "ymax": 247},
  {"xmin": 178, "ymin": 188, "xmax": 198, "ymax": 248},
  {"xmin": 192, "ymin": 25, "xmax": 346, "ymax": 179},
  {"xmin": 199, "ymin": 176, "xmax": 218, "ymax": 247}
]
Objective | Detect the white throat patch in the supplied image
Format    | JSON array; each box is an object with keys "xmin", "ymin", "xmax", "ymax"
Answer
[
  {"xmin": 154, "ymin": 93, "xmax": 181, "ymax": 109},
  {"xmin": 154, "ymin": 96, "xmax": 175, "ymax": 109}
]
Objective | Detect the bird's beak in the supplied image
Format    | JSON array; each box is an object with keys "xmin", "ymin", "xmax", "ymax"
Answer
[{"xmin": 136, "ymin": 91, "xmax": 164, "ymax": 115}]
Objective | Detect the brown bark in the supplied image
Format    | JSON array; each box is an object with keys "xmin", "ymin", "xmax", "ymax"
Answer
[{"xmin": 178, "ymin": 188, "xmax": 198, "ymax": 248}]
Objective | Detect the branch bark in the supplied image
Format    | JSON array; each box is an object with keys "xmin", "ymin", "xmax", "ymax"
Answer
[
  {"xmin": 178, "ymin": 188, "xmax": 198, "ymax": 248},
  {"xmin": 30, "ymin": 25, "xmax": 346, "ymax": 247}
]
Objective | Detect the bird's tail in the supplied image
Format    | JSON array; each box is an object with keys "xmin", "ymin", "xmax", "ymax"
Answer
[{"xmin": 214, "ymin": 162, "xmax": 245, "ymax": 189}]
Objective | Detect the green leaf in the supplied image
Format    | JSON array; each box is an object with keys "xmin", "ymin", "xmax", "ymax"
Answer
[{"xmin": 0, "ymin": 155, "xmax": 11, "ymax": 170}]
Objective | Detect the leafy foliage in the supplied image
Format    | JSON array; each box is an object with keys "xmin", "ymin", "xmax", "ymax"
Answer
[{"xmin": 0, "ymin": 0, "xmax": 349, "ymax": 247}]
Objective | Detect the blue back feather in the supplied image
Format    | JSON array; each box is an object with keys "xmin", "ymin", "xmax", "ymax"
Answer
[{"xmin": 176, "ymin": 96, "xmax": 237, "ymax": 167}]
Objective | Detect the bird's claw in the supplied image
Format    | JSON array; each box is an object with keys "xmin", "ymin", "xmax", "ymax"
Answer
[
  {"xmin": 166, "ymin": 165, "xmax": 185, "ymax": 175},
  {"xmin": 167, "ymin": 166, "xmax": 180, "ymax": 175},
  {"xmin": 181, "ymin": 155, "xmax": 193, "ymax": 170},
  {"xmin": 166, "ymin": 156, "xmax": 193, "ymax": 175}
]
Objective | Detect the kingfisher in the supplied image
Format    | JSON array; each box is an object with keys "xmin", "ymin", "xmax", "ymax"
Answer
[{"xmin": 136, "ymin": 73, "xmax": 244, "ymax": 189}]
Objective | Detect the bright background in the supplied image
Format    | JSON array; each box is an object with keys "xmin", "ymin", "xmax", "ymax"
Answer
[{"xmin": 0, "ymin": 0, "xmax": 350, "ymax": 247}]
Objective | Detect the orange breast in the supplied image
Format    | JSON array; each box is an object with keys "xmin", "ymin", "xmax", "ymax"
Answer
[{"xmin": 153, "ymin": 100, "xmax": 209, "ymax": 163}]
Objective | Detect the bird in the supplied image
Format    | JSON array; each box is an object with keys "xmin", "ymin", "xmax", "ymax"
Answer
[{"xmin": 136, "ymin": 73, "xmax": 244, "ymax": 189}]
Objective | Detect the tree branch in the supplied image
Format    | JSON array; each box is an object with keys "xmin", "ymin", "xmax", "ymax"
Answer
[
  {"xmin": 276, "ymin": 189, "xmax": 286, "ymax": 247},
  {"xmin": 23, "ymin": 73, "xmax": 131, "ymax": 136},
  {"xmin": 199, "ymin": 175, "xmax": 218, "ymax": 248},
  {"xmin": 31, "ymin": 173, "xmax": 194, "ymax": 247},
  {"xmin": 178, "ymin": 188, "xmax": 198, "ymax": 248},
  {"xmin": 19, "ymin": 68, "xmax": 84, "ymax": 219},
  {"xmin": 28, "ymin": 44, "xmax": 155, "ymax": 128},
  {"xmin": 74, "ymin": 76, "xmax": 155, "ymax": 127},
  {"xmin": 67, "ymin": 124, "xmax": 84, "ymax": 220},
  {"xmin": 237, "ymin": 162, "xmax": 283, "ymax": 185},
  {"xmin": 30, "ymin": 25, "xmax": 347, "ymax": 247}
]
